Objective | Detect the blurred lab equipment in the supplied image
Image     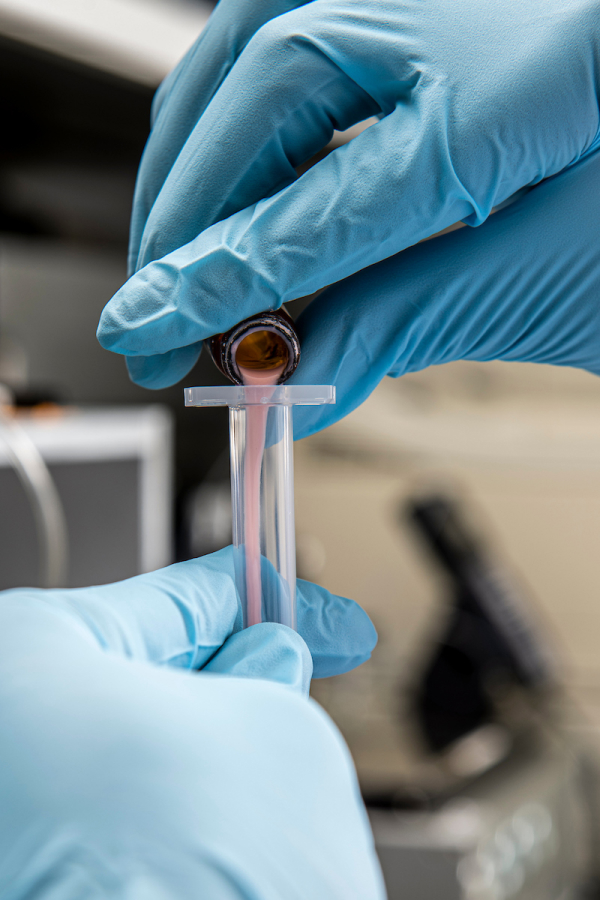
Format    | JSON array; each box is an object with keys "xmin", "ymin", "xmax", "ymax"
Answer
[
  {"xmin": 0, "ymin": 22, "xmax": 228, "ymax": 548},
  {"xmin": 405, "ymin": 494, "xmax": 554, "ymax": 755},
  {"xmin": 367, "ymin": 492, "xmax": 597, "ymax": 899},
  {"xmin": 0, "ymin": 405, "xmax": 172, "ymax": 589},
  {"xmin": 0, "ymin": 398, "xmax": 68, "ymax": 587},
  {"xmin": 182, "ymin": 452, "xmax": 232, "ymax": 560},
  {"xmin": 185, "ymin": 384, "xmax": 334, "ymax": 628},
  {"xmin": 369, "ymin": 736, "xmax": 592, "ymax": 900},
  {"xmin": 0, "ymin": 0, "xmax": 212, "ymax": 86}
]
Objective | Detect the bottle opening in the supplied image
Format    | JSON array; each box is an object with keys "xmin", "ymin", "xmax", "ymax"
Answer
[
  {"xmin": 234, "ymin": 329, "xmax": 290, "ymax": 371},
  {"xmin": 206, "ymin": 308, "xmax": 300, "ymax": 385}
]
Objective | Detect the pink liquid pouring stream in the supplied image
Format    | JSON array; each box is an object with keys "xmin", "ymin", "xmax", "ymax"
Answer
[{"xmin": 238, "ymin": 364, "xmax": 285, "ymax": 626}]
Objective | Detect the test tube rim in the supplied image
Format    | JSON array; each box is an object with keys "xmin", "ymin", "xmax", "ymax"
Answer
[{"xmin": 184, "ymin": 385, "xmax": 335, "ymax": 407}]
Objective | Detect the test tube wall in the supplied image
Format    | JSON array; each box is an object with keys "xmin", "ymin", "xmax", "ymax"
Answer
[
  {"xmin": 184, "ymin": 385, "xmax": 335, "ymax": 629},
  {"xmin": 230, "ymin": 402, "xmax": 296, "ymax": 628}
]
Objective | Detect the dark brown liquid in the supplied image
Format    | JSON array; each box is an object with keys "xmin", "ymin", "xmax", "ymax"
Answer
[{"xmin": 235, "ymin": 330, "xmax": 289, "ymax": 372}]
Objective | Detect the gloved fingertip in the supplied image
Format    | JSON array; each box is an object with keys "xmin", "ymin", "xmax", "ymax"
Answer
[
  {"xmin": 125, "ymin": 345, "xmax": 202, "ymax": 389},
  {"xmin": 96, "ymin": 308, "xmax": 121, "ymax": 353},
  {"xmin": 296, "ymin": 580, "xmax": 378, "ymax": 679},
  {"xmin": 203, "ymin": 624, "xmax": 313, "ymax": 696}
]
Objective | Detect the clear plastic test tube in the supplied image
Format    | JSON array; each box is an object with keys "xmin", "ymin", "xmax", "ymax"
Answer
[{"xmin": 184, "ymin": 384, "xmax": 335, "ymax": 629}]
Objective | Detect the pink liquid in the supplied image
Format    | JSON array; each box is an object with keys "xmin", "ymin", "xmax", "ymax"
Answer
[{"xmin": 239, "ymin": 365, "xmax": 285, "ymax": 626}]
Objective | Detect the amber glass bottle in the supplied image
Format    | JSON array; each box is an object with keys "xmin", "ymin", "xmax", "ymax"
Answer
[{"xmin": 206, "ymin": 307, "xmax": 301, "ymax": 385}]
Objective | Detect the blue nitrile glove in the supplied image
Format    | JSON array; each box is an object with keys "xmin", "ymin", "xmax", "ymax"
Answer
[
  {"xmin": 291, "ymin": 145, "xmax": 600, "ymax": 436},
  {"xmin": 0, "ymin": 547, "xmax": 385, "ymax": 900},
  {"xmin": 97, "ymin": 0, "xmax": 600, "ymax": 396}
]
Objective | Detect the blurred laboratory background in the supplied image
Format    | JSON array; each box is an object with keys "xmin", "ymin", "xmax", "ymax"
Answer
[
  {"xmin": 0, "ymin": 0, "xmax": 222, "ymax": 587},
  {"xmin": 3, "ymin": 3, "xmax": 600, "ymax": 899}
]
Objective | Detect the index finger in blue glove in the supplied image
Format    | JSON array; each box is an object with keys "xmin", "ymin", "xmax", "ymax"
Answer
[
  {"xmin": 297, "ymin": 576, "xmax": 377, "ymax": 677},
  {"xmin": 0, "ymin": 546, "xmax": 376, "ymax": 677},
  {"xmin": 98, "ymin": 112, "xmax": 464, "ymax": 387},
  {"xmin": 129, "ymin": 0, "xmax": 309, "ymax": 274},
  {"xmin": 133, "ymin": 6, "xmax": 382, "ymax": 274},
  {"xmin": 100, "ymin": 105, "xmax": 465, "ymax": 388},
  {"xmin": 136, "ymin": 0, "xmax": 600, "ymax": 275}
]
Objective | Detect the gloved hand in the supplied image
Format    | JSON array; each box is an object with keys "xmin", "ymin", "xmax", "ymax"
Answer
[
  {"xmin": 97, "ymin": 0, "xmax": 600, "ymax": 399},
  {"xmin": 0, "ymin": 547, "xmax": 385, "ymax": 899},
  {"xmin": 292, "ymin": 145, "xmax": 600, "ymax": 436}
]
